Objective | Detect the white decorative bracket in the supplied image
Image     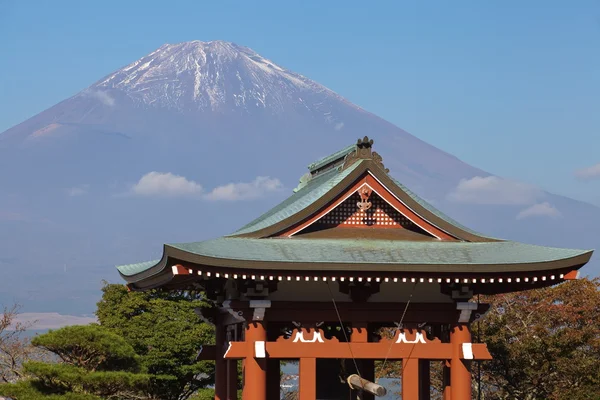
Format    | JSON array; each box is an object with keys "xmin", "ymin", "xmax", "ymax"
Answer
[
  {"xmin": 293, "ymin": 330, "xmax": 325, "ymax": 343},
  {"xmin": 395, "ymin": 332, "xmax": 427, "ymax": 344},
  {"xmin": 462, "ymin": 343, "xmax": 474, "ymax": 359},
  {"xmin": 255, "ymin": 341, "xmax": 266, "ymax": 358},
  {"xmin": 456, "ymin": 302, "xmax": 478, "ymax": 323}
]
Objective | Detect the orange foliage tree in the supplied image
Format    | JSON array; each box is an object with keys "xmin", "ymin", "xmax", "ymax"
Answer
[{"xmin": 473, "ymin": 277, "xmax": 600, "ymax": 400}]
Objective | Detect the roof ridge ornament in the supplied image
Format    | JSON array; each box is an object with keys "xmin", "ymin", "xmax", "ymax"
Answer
[{"xmin": 342, "ymin": 136, "xmax": 389, "ymax": 173}]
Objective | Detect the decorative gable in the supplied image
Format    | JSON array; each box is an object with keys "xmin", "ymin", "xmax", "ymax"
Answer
[
  {"xmin": 281, "ymin": 172, "xmax": 457, "ymax": 240},
  {"xmin": 313, "ymin": 190, "xmax": 428, "ymax": 234}
]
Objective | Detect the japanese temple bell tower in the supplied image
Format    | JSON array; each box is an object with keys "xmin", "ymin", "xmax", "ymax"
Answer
[{"xmin": 118, "ymin": 137, "xmax": 592, "ymax": 399}]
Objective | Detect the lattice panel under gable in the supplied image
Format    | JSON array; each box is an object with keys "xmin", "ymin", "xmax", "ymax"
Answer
[{"xmin": 317, "ymin": 191, "xmax": 428, "ymax": 233}]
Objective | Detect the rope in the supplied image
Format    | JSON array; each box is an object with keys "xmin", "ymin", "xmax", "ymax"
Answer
[
  {"xmin": 377, "ymin": 282, "xmax": 417, "ymax": 382},
  {"xmin": 326, "ymin": 282, "xmax": 363, "ymax": 380}
]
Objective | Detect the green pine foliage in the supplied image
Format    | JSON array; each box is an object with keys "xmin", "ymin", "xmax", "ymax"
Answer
[
  {"xmin": 32, "ymin": 325, "xmax": 139, "ymax": 372},
  {"xmin": 95, "ymin": 283, "xmax": 216, "ymax": 400},
  {"xmin": 0, "ymin": 380, "xmax": 101, "ymax": 400},
  {"xmin": 0, "ymin": 324, "xmax": 151, "ymax": 399}
]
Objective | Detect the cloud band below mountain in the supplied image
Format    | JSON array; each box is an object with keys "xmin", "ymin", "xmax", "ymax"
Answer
[
  {"xmin": 204, "ymin": 176, "xmax": 283, "ymax": 201},
  {"xmin": 130, "ymin": 172, "xmax": 282, "ymax": 200},
  {"xmin": 132, "ymin": 172, "xmax": 203, "ymax": 197},
  {"xmin": 517, "ymin": 202, "xmax": 561, "ymax": 220},
  {"xmin": 448, "ymin": 176, "xmax": 543, "ymax": 205},
  {"xmin": 574, "ymin": 163, "xmax": 600, "ymax": 181}
]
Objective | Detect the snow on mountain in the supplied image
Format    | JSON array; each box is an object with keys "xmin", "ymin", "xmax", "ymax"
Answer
[{"xmin": 88, "ymin": 40, "xmax": 359, "ymax": 115}]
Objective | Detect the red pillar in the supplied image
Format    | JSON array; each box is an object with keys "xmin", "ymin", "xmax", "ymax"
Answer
[
  {"xmin": 242, "ymin": 321, "xmax": 267, "ymax": 400},
  {"xmin": 299, "ymin": 358, "xmax": 317, "ymax": 400},
  {"xmin": 402, "ymin": 358, "xmax": 419, "ymax": 399},
  {"xmin": 215, "ymin": 320, "xmax": 227, "ymax": 400},
  {"xmin": 351, "ymin": 323, "xmax": 374, "ymax": 400},
  {"xmin": 450, "ymin": 324, "xmax": 472, "ymax": 400}
]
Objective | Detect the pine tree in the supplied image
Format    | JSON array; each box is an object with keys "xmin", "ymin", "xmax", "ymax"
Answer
[{"xmin": 0, "ymin": 324, "xmax": 152, "ymax": 400}]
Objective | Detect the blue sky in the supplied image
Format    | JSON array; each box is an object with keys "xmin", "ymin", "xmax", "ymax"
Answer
[{"xmin": 1, "ymin": 0, "xmax": 599, "ymax": 204}]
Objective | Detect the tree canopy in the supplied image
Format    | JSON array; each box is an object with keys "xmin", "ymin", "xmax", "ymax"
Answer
[
  {"xmin": 2, "ymin": 278, "xmax": 598, "ymax": 399},
  {"xmin": 474, "ymin": 277, "xmax": 600, "ymax": 400},
  {"xmin": 95, "ymin": 283, "xmax": 216, "ymax": 400},
  {"xmin": 0, "ymin": 324, "xmax": 151, "ymax": 400}
]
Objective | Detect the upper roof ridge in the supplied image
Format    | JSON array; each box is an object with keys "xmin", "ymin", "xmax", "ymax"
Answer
[
  {"xmin": 298, "ymin": 136, "xmax": 389, "ymax": 193},
  {"xmin": 307, "ymin": 143, "xmax": 356, "ymax": 175},
  {"xmin": 341, "ymin": 136, "xmax": 389, "ymax": 173}
]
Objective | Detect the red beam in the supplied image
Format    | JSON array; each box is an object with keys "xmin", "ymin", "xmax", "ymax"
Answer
[{"xmin": 224, "ymin": 341, "xmax": 491, "ymax": 361}]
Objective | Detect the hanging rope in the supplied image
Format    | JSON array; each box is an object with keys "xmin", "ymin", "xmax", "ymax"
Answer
[
  {"xmin": 376, "ymin": 282, "xmax": 417, "ymax": 382},
  {"xmin": 326, "ymin": 281, "xmax": 363, "ymax": 380}
]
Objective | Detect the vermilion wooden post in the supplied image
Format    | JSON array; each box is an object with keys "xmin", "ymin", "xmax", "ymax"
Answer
[
  {"xmin": 402, "ymin": 358, "xmax": 419, "ymax": 399},
  {"xmin": 215, "ymin": 319, "xmax": 227, "ymax": 400},
  {"xmin": 242, "ymin": 321, "xmax": 267, "ymax": 400},
  {"xmin": 299, "ymin": 357, "xmax": 317, "ymax": 400},
  {"xmin": 450, "ymin": 325, "xmax": 472, "ymax": 400},
  {"xmin": 351, "ymin": 323, "xmax": 374, "ymax": 400}
]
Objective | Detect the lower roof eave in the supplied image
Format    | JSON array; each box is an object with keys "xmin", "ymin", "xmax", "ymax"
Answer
[
  {"xmin": 163, "ymin": 244, "xmax": 593, "ymax": 274},
  {"xmin": 118, "ymin": 254, "xmax": 591, "ymax": 292}
]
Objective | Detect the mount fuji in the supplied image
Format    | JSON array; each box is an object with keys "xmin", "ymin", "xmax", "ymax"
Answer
[{"xmin": 0, "ymin": 40, "xmax": 597, "ymax": 315}]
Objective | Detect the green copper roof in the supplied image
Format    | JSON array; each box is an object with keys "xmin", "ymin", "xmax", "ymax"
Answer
[
  {"xmin": 389, "ymin": 177, "xmax": 495, "ymax": 239},
  {"xmin": 307, "ymin": 144, "xmax": 356, "ymax": 173},
  {"xmin": 117, "ymin": 260, "xmax": 160, "ymax": 276},
  {"xmin": 116, "ymin": 141, "xmax": 593, "ymax": 284},
  {"xmin": 231, "ymin": 160, "xmax": 363, "ymax": 236},
  {"xmin": 229, "ymin": 151, "xmax": 493, "ymax": 239},
  {"xmin": 117, "ymin": 238, "xmax": 592, "ymax": 276}
]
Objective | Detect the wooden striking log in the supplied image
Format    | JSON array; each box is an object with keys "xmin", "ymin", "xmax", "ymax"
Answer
[{"xmin": 347, "ymin": 374, "xmax": 387, "ymax": 397}]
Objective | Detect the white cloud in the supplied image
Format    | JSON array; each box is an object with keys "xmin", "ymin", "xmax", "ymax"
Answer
[
  {"xmin": 67, "ymin": 184, "xmax": 89, "ymax": 197},
  {"xmin": 90, "ymin": 90, "xmax": 115, "ymax": 107},
  {"xmin": 334, "ymin": 122, "xmax": 344, "ymax": 131},
  {"xmin": 128, "ymin": 173, "xmax": 283, "ymax": 201},
  {"xmin": 131, "ymin": 172, "xmax": 203, "ymax": 198},
  {"xmin": 204, "ymin": 176, "xmax": 283, "ymax": 201},
  {"xmin": 574, "ymin": 163, "xmax": 600, "ymax": 181},
  {"xmin": 447, "ymin": 176, "xmax": 542, "ymax": 205},
  {"xmin": 516, "ymin": 202, "xmax": 561, "ymax": 220},
  {"xmin": 11, "ymin": 313, "xmax": 97, "ymax": 331}
]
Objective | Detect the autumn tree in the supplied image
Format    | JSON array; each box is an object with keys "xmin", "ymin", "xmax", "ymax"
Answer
[
  {"xmin": 372, "ymin": 279, "xmax": 600, "ymax": 400},
  {"xmin": 473, "ymin": 277, "xmax": 600, "ymax": 400}
]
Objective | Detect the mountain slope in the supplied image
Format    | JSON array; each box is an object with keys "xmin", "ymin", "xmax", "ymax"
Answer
[{"xmin": 0, "ymin": 40, "xmax": 597, "ymax": 314}]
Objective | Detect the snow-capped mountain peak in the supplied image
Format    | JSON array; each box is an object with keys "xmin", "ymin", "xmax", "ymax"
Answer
[{"xmin": 90, "ymin": 40, "xmax": 351, "ymax": 113}]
